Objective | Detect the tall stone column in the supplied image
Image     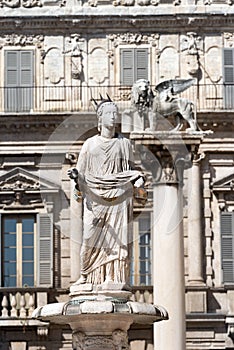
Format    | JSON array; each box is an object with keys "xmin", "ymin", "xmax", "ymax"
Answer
[
  {"xmin": 187, "ymin": 151, "xmax": 205, "ymax": 285},
  {"xmin": 70, "ymin": 180, "xmax": 83, "ymax": 283},
  {"xmin": 67, "ymin": 152, "xmax": 83, "ymax": 283},
  {"xmin": 153, "ymin": 151, "xmax": 186, "ymax": 350},
  {"xmin": 131, "ymin": 133, "xmax": 203, "ymax": 350}
]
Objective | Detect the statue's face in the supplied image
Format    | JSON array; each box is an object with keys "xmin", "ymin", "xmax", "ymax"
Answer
[{"xmin": 100, "ymin": 103, "xmax": 118, "ymax": 128}]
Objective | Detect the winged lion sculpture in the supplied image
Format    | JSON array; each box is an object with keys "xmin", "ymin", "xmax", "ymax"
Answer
[
  {"xmin": 151, "ymin": 78, "xmax": 199, "ymax": 132},
  {"xmin": 124, "ymin": 78, "xmax": 200, "ymax": 132}
]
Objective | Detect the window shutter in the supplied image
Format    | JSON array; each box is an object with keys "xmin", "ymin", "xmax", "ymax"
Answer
[
  {"xmin": 223, "ymin": 49, "xmax": 234, "ymax": 109},
  {"xmin": 19, "ymin": 51, "xmax": 33, "ymax": 86},
  {"xmin": 5, "ymin": 51, "xmax": 18, "ymax": 112},
  {"xmin": 37, "ymin": 213, "xmax": 53, "ymax": 287},
  {"xmin": 224, "ymin": 49, "xmax": 234, "ymax": 83},
  {"xmin": 19, "ymin": 51, "xmax": 33, "ymax": 111},
  {"xmin": 221, "ymin": 212, "xmax": 234, "ymax": 283},
  {"xmin": 120, "ymin": 49, "xmax": 134, "ymax": 85},
  {"xmin": 135, "ymin": 49, "xmax": 148, "ymax": 81},
  {"xmin": 5, "ymin": 51, "xmax": 18, "ymax": 86},
  {"xmin": 5, "ymin": 50, "xmax": 33, "ymax": 112},
  {"xmin": 120, "ymin": 48, "xmax": 148, "ymax": 85}
]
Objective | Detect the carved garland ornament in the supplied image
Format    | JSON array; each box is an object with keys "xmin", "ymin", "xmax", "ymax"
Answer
[
  {"xmin": 0, "ymin": 0, "xmax": 41, "ymax": 7},
  {"xmin": 73, "ymin": 330, "xmax": 129, "ymax": 350},
  {"xmin": 108, "ymin": 33, "xmax": 159, "ymax": 47},
  {"xmin": 0, "ymin": 34, "xmax": 44, "ymax": 49}
]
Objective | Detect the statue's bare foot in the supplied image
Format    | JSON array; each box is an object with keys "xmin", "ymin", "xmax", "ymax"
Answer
[{"xmin": 73, "ymin": 275, "xmax": 87, "ymax": 285}]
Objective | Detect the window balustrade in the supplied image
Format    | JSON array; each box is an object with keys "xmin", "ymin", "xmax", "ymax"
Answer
[{"xmin": 0, "ymin": 84, "xmax": 234, "ymax": 114}]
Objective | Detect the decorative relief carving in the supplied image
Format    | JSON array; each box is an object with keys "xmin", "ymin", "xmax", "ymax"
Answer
[
  {"xmin": 112, "ymin": 0, "xmax": 179, "ymax": 5},
  {"xmin": 73, "ymin": 330, "xmax": 129, "ymax": 350},
  {"xmin": 204, "ymin": 0, "xmax": 232, "ymax": 4},
  {"xmin": 63, "ymin": 34, "xmax": 85, "ymax": 80},
  {"xmin": 140, "ymin": 147, "xmax": 191, "ymax": 185},
  {"xmin": 181, "ymin": 32, "xmax": 203, "ymax": 54},
  {"xmin": 0, "ymin": 175, "xmax": 40, "ymax": 191},
  {"xmin": 0, "ymin": 0, "xmax": 66, "ymax": 7},
  {"xmin": 112, "ymin": 330, "xmax": 129, "ymax": 350},
  {"xmin": 0, "ymin": 168, "xmax": 59, "ymax": 209},
  {"xmin": 180, "ymin": 32, "xmax": 203, "ymax": 77},
  {"xmin": 0, "ymin": 0, "xmax": 41, "ymax": 7},
  {"xmin": 224, "ymin": 32, "xmax": 234, "ymax": 47},
  {"xmin": 0, "ymin": 34, "xmax": 44, "ymax": 49},
  {"xmin": 108, "ymin": 33, "xmax": 159, "ymax": 47}
]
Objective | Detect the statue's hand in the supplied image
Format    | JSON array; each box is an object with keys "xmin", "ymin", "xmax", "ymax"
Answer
[
  {"xmin": 134, "ymin": 176, "xmax": 145, "ymax": 188},
  {"xmin": 67, "ymin": 168, "xmax": 79, "ymax": 180}
]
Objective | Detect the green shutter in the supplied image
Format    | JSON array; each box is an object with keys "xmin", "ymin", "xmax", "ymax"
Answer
[
  {"xmin": 37, "ymin": 213, "xmax": 53, "ymax": 287},
  {"xmin": 121, "ymin": 48, "xmax": 134, "ymax": 85},
  {"xmin": 221, "ymin": 212, "xmax": 234, "ymax": 283},
  {"xmin": 135, "ymin": 49, "xmax": 148, "ymax": 81},
  {"xmin": 120, "ymin": 48, "xmax": 148, "ymax": 85},
  {"xmin": 5, "ymin": 50, "xmax": 33, "ymax": 112},
  {"xmin": 223, "ymin": 49, "xmax": 234, "ymax": 109}
]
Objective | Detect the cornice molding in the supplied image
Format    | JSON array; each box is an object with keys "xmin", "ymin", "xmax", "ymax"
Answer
[{"xmin": 1, "ymin": 14, "xmax": 234, "ymax": 31}]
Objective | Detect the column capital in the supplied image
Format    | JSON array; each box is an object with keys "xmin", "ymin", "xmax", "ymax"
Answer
[{"xmin": 131, "ymin": 132, "xmax": 204, "ymax": 186}]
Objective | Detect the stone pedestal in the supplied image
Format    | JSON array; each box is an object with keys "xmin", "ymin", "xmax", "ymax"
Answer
[
  {"xmin": 131, "ymin": 131, "xmax": 204, "ymax": 350},
  {"xmin": 32, "ymin": 291, "xmax": 168, "ymax": 349}
]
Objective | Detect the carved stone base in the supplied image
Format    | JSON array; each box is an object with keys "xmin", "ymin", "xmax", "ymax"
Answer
[
  {"xmin": 32, "ymin": 295, "xmax": 168, "ymax": 350},
  {"xmin": 73, "ymin": 330, "xmax": 129, "ymax": 350}
]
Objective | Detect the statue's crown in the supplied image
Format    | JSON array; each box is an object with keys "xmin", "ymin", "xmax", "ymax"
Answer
[{"xmin": 91, "ymin": 94, "xmax": 115, "ymax": 114}]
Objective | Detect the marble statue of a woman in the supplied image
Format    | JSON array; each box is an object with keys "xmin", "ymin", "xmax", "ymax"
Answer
[{"xmin": 68, "ymin": 98, "xmax": 145, "ymax": 287}]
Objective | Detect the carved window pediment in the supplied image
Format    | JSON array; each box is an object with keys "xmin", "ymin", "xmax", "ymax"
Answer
[
  {"xmin": 212, "ymin": 173, "xmax": 234, "ymax": 209},
  {"xmin": 0, "ymin": 167, "xmax": 59, "ymax": 193},
  {"xmin": 212, "ymin": 173, "xmax": 234, "ymax": 192},
  {"xmin": 0, "ymin": 168, "xmax": 59, "ymax": 209}
]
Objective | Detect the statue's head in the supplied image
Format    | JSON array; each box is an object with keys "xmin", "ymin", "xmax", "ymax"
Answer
[
  {"xmin": 92, "ymin": 95, "xmax": 119, "ymax": 132},
  {"xmin": 131, "ymin": 79, "xmax": 151, "ymax": 104}
]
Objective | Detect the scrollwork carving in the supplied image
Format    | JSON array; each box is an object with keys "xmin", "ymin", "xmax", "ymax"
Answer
[
  {"xmin": 72, "ymin": 330, "xmax": 129, "ymax": 350},
  {"xmin": 224, "ymin": 32, "xmax": 234, "ymax": 48},
  {"xmin": 0, "ymin": 34, "xmax": 44, "ymax": 49},
  {"xmin": 112, "ymin": 330, "xmax": 129, "ymax": 350},
  {"xmin": 0, "ymin": 0, "xmax": 41, "ymax": 7},
  {"xmin": 108, "ymin": 33, "xmax": 159, "ymax": 48}
]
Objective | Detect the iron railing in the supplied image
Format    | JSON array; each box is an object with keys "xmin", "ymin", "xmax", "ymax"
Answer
[{"xmin": 1, "ymin": 84, "xmax": 234, "ymax": 114}]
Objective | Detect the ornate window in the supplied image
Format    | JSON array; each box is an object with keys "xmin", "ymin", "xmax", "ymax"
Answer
[
  {"xmin": 5, "ymin": 50, "xmax": 34, "ymax": 112},
  {"xmin": 0, "ymin": 167, "xmax": 59, "ymax": 288},
  {"xmin": 131, "ymin": 213, "xmax": 152, "ymax": 286}
]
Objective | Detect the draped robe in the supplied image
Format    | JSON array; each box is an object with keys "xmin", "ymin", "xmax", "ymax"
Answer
[{"xmin": 77, "ymin": 133, "xmax": 142, "ymax": 284}]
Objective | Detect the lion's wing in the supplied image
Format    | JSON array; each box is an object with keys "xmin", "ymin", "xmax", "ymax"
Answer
[{"xmin": 155, "ymin": 78, "xmax": 195, "ymax": 95}]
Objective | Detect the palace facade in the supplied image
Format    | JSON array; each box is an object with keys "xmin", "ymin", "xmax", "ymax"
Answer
[{"xmin": 0, "ymin": 1, "xmax": 234, "ymax": 349}]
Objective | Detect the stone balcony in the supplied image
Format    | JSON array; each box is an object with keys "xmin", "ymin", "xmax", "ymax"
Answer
[{"xmin": 1, "ymin": 84, "xmax": 234, "ymax": 115}]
